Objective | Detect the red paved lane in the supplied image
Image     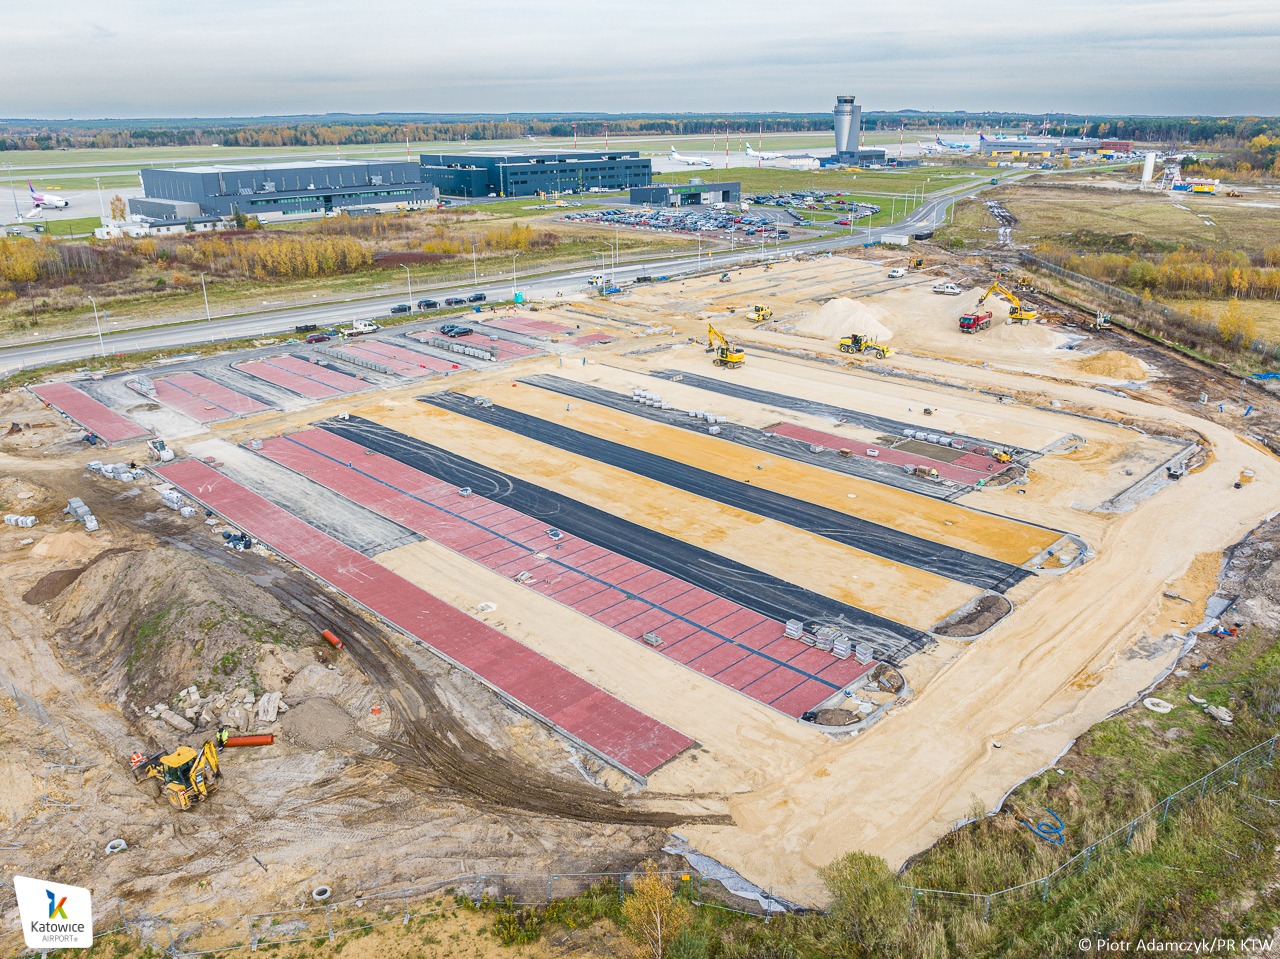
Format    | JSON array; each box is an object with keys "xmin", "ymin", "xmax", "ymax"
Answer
[
  {"xmin": 766, "ymin": 423, "xmax": 1006, "ymax": 483},
  {"xmin": 154, "ymin": 373, "xmax": 271, "ymax": 422},
  {"xmin": 481, "ymin": 316, "xmax": 576, "ymax": 337},
  {"xmin": 565, "ymin": 333, "xmax": 617, "ymax": 346},
  {"xmin": 30, "ymin": 383, "xmax": 148, "ymax": 444},
  {"xmin": 234, "ymin": 356, "xmax": 367, "ymax": 398},
  {"xmin": 407, "ymin": 330, "xmax": 544, "ymax": 362},
  {"xmin": 255, "ymin": 428, "xmax": 876, "ymax": 717},
  {"xmin": 334, "ymin": 341, "xmax": 463, "ymax": 378},
  {"xmin": 154, "ymin": 459, "xmax": 693, "ymax": 777}
]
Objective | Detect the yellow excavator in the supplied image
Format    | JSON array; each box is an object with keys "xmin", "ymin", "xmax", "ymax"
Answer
[
  {"xmin": 706, "ymin": 323, "xmax": 746, "ymax": 368},
  {"xmin": 977, "ymin": 281, "xmax": 1038, "ymax": 323},
  {"xmin": 838, "ymin": 333, "xmax": 895, "ymax": 359},
  {"xmin": 131, "ymin": 739, "xmax": 222, "ymax": 811},
  {"xmin": 908, "ymin": 257, "xmax": 925, "ymax": 271},
  {"xmin": 751, "ymin": 304, "xmax": 773, "ymax": 323}
]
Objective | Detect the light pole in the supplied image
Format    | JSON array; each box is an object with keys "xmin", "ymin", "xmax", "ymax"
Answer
[
  {"xmin": 3, "ymin": 162, "xmax": 17, "ymax": 219},
  {"xmin": 200, "ymin": 272, "xmax": 212, "ymax": 323},
  {"xmin": 510, "ymin": 252, "xmax": 521, "ymax": 298},
  {"xmin": 402, "ymin": 265, "xmax": 412, "ymax": 302},
  {"xmin": 471, "ymin": 243, "xmax": 478, "ymax": 285},
  {"xmin": 87, "ymin": 294, "xmax": 105, "ymax": 357},
  {"xmin": 94, "ymin": 177, "xmax": 106, "ymax": 220}
]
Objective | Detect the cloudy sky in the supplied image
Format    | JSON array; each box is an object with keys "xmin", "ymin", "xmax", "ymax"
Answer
[{"xmin": 5, "ymin": 0, "xmax": 1278, "ymax": 118}]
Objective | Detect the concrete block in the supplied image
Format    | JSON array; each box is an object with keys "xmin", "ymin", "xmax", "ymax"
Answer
[
  {"xmin": 160, "ymin": 709, "xmax": 195, "ymax": 734},
  {"xmin": 256, "ymin": 691, "xmax": 282, "ymax": 724}
]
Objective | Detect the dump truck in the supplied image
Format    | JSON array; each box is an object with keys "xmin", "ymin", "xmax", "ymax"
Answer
[
  {"xmin": 838, "ymin": 333, "xmax": 894, "ymax": 359},
  {"xmin": 958, "ymin": 310, "xmax": 993, "ymax": 334}
]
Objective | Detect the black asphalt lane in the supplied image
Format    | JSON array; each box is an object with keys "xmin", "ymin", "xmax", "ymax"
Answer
[
  {"xmin": 319, "ymin": 415, "xmax": 931, "ymax": 662},
  {"xmin": 420, "ymin": 391, "xmax": 1031, "ymax": 593},
  {"xmin": 520, "ymin": 374, "xmax": 965, "ymax": 500},
  {"xmin": 649, "ymin": 370, "xmax": 1038, "ymax": 459}
]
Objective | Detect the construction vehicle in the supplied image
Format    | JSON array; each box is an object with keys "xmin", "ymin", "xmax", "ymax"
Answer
[
  {"xmin": 838, "ymin": 333, "xmax": 895, "ymax": 359},
  {"xmin": 131, "ymin": 739, "xmax": 222, "ymax": 811},
  {"xmin": 1015, "ymin": 275, "xmax": 1036, "ymax": 293},
  {"xmin": 706, "ymin": 324, "xmax": 745, "ymax": 368},
  {"xmin": 146, "ymin": 438, "xmax": 175, "ymax": 462},
  {"xmin": 977, "ymin": 282, "xmax": 1038, "ymax": 323},
  {"xmin": 907, "ymin": 257, "xmax": 925, "ymax": 271},
  {"xmin": 751, "ymin": 304, "xmax": 773, "ymax": 323},
  {"xmin": 1225, "ymin": 189, "xmax": 1242, "ymax": 198},
  {"xmin": 719, "ymin": 272, "xmax": 731, "ymax": 283},
  {"xmin": 958, "ymin": 310, "xmax": 993, "ymax": 334},
  {"xmin": 1091, "ymin": 311, "xmax": 1113, "ymax": 331},
  {"xmin": 932, "ymin": 282, "xmax": 963, "ymax": 296},
  {"xmin": 990, "ymin": 447, "xmax": 1013, "ymax": 464}
]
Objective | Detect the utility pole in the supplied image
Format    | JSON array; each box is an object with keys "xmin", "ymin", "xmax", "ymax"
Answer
[
  {"xmin": 200, "ymin": 272, "xmax": 212, "ymax": 324},
  {"xmin": 3, "ymin": 162, "xmax": 18, "ymax": 219},
  {"xmin": 402, "ymin": 265, "xmax": 412, "ymax": 302},
  {"xmin": 94, "ymin": 177, "xmax": 106, "ymax": 220},
  {"xmin": 87, "ymin": 294, "xmax": 105, "ymax": 358},
  {"xmin": 471, "ymin": 243, "xmax": 478, "ymax": 285},
  {"xmin": 511, "ymin": 252, "xmax": 521, "ymax": 298}
]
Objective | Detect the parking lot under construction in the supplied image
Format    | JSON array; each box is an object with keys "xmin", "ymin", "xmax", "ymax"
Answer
[{"xmin": 10, "ymin": 249, "xmax": 1279, "ymax": 900}]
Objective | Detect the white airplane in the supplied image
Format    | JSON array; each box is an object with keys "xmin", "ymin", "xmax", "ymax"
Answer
[
  {"xmin": 670, "ymin": 146, "xmax": 713, "ymax": 167},
  {"xmin": 746, "ymin": 144, "xmax": 814, "ymax": 161},
  {"xmin": 24, "ymin": 180, "xmax": 75, "ymax": 217},
  {"xmin": 933, "ymin": 134, "xmax": 975, "ymax": 152}
]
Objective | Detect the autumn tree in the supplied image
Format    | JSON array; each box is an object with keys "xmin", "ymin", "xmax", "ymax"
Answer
[
  {"xmin": 109, "ymin": 194, "xmax": 126, "ymax": 220},
  {"xmin": 811, "ymin": 852, "xmax": 911, "ymax": 957},
  {"xmin": 620, "ymin": 860, "xmax": 692, "ymax": 959},
  {"xmin": 1217, "ymin": 297, "xmax": 1258, "ymax": 348}
]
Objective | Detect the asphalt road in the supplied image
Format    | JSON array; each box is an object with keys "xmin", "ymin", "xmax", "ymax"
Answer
[
  {"xmin": 319, "ymin": 415, "xmax": 928, "ymax": 660},
  {"xmin": 0, "ymin": 177, "xmax": 991, "ymax": 375},
  {"xmin": 423, "ymin": 391, "xmax": 1030, "ymax": 592}
]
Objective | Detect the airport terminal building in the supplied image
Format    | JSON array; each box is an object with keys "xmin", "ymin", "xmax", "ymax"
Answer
[
  {"xmin": 419, "ymin": 150, "xmax": 652, "ymax": 198},
  {"xmin": 629, "ymin": 181, "xmax": 741, "ymax": 207},
  {"xmin": 136, "ymin": 160, "xmax": 438, "ymax": 220}
]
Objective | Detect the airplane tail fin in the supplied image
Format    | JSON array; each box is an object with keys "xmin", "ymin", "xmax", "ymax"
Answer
[
  {"xmin": 28, "ymin": 179, "xmax": 36, "ymax": 194},
  {"xmin": 979, "ymin": 133, "xmax": 987, "ymax": 142}
]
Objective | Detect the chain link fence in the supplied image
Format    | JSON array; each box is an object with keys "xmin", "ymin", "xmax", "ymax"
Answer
[{"xmin": 1020, "ymin": 251, "xmax": 1280, "ymax": 364}]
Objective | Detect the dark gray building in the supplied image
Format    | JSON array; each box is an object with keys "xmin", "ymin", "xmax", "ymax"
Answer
[
  {"xmin": 419, "ymin": 150, "xmax": 652, "ymax": 197},
  {"xmin": 138, "ymin": 160, "xmax": 437, "ymax": 220},
  {"xmin": 629, "ymin": 182, "xmax": 740, "ymax": 207}
]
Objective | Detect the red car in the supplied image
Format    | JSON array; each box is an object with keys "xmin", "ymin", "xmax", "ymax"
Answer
[{"xmin": 305, "ymin": 333, "xmax": 330, "ymax": 344}]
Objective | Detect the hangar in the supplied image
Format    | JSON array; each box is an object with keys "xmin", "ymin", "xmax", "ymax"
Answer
[{"xmin": 419, "ymin": 150, "xmax": 652, "ymax": 198}]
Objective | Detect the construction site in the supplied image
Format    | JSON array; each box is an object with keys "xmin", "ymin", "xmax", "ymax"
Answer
[{"xmin": 3, "ymin": 247, "xmax": 1280, "ymax": 946}]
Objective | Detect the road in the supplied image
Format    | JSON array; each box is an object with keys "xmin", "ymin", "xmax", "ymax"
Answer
[{"xmin": 0, "ymin": 177, "xmax": 991, "ymax": 375}]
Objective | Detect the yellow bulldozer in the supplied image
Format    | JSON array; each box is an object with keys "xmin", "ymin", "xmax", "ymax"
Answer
[
  {"xmin": 706, "ymin": 323, "xmax": 746, "ymax": 368},
  {"xmin": 838, "ymin": 333, "xmax": 895, "ymax": 359},
  {"xmin": 131, "ymin": 739, "xmax": 222, "ymax": 811}
]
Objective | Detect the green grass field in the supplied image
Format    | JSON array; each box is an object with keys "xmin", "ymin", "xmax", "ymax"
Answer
[
  {"xmin": 656, "ymin": 165, "xmax": 988, "ymax": 198},
  {"xmin": 35, "ymin": 215, "xmax": 101, "ymax": 237}
]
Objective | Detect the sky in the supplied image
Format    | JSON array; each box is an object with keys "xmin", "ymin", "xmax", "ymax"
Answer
[{"xmin": 4, "ymin": 0, "xmax": 1278, "ymax": 119}]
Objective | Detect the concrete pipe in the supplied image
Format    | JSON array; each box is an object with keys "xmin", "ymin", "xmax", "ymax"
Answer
[
  {"xmin": 321, "ymin": 629, "xmax": 345, "ymax": 650},
  {"xmin": 223, "ymin": 734, "xmax": 274, "ymax": 748},
  {"xmin": 312, "ymin": 886, "xmax": 332, "ymax": 903},
  {"xmin": 105, "ymin": 839, "xmax": 128, "ymax": 854}
]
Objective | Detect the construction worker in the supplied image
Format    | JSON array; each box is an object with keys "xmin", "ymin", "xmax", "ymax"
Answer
[{"xmin": 216, "ymin": 727, "xmax": 231, "ymax": 748}]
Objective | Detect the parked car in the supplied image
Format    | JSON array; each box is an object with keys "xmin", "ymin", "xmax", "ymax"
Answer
[
  {"xmin": 305, "ymin": 333, "xmax": 330, "ymax": 344},
  {"xmin": 444, "ymin": 297, "xmax": 466, "ymax": 307},
  {"xmin": 887, "ymin": 267, "xmax": 907, "ymax": 279},
  {"xmin": 467, "ymin": 292, "xmax": 487, "ymax": 303},
  {"xmin": 442, "ymin": 325, "xmax": 473, "ymax": 338},
  {"xmin": 417, "ymin": 299, "xmax": 439, "ymax": 310},
  {"xmin": 390, "ymin": 304, "xmax": 412, "ymax": 315}
]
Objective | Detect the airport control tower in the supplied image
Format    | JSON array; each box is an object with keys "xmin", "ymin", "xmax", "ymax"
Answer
[{"xmin": 833, "ymin": 95, "xmax": 860, "ymax": 154}]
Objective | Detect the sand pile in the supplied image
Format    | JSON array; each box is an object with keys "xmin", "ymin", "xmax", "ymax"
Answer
[
  {"xmin": 1073, "ymin": 350, "xmax": 1148, "ymax": 380},
  {"xmin": 278, "ymin": 697, "xmax": 354, "ymax": 749},
  {"xmin": 794, "ymin": 298, "xmax": 894, "ymax": 341}
]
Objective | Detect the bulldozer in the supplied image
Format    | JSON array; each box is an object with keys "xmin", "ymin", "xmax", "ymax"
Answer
[
  {"xmin": 706, "ymin": 323, "xmax": 746, "ymax": 368},
  {"xmin": 839, "ymin": 333, "xmax": 895, "ymax": 359},
  {"xmin": 751, "ymin": 304, "xmax": 773, "ymax": 323},
  {"xmin": 131, "ymin": 738, "xmax": 222, "ymax": 811}
]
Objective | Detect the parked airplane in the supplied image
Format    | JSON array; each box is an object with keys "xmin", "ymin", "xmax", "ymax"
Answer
[
  {"xmin": 24, "ymin": 180, "xmax": 74, "ymax": 217},
  {"xmin": 746, "ymin": 145, "xmax": 814, "ymax": 161},
  {"xmin": 670, "ymin": 146, "xmax": 713, "ymax": 167},
  {"xmin": 933, "ymin": 134, "xmax": 975, "ymax": 152}
]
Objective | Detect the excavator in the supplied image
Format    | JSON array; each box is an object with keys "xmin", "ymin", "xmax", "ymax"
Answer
[
  {"xmin": 131, "ymin": 739, "xmax": 222, "ymax": 811},
  {"xmin": 838, "ymin": 333, "xmax": 895, "ymax": 359},
  {"xmin": 1015, "ymin": 275, "xmax": 1036, "ymax": 293},
  {"xmin": 908, "ymin": 257, "xmax": 925, "ymax": 271},
  {"xmin": 706, "ymin": 323, "xmax": 746, "ymax": 368},
  {"xmin": 977, "ymin": 281, "xmax": 1038, "ymax": 323}
]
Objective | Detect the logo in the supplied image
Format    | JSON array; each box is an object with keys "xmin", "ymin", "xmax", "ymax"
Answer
[{"xmin": 13, "ymin": 875, "xmax": 92, "ymax": 949}]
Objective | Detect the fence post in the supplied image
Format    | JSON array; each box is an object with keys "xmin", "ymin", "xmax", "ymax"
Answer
[
  {"xmin": 249, "ymin": 916, "xmax": 257, "ymax": 952},
  {"xmin": 983, "ymin": 896, "xmax": 991, "ymax": 922},
  {"xmin": 1201, "ymin": 774, "xmax": 1209, "ymax": 797},
  {"xmin": 403, "ymin": 892, "xmax": 409, "ymax": 926},
  {"xmin": 1083, "ymin": 846, "xmax": 1091, "ymax": 872},
  {"xmin": 1269, "ymin": 737, "xmax": 1276, "ymax": 764},
  {"xmin": 325, "ymin": 902, "xmax": 334, "ymax": 943},
  {"xmin": 1125, "ymin": 817, "xmax": 1137, "ymax": 847},
  {"xmin": 1161, "ymin": 797, "xmax": 1172, "ymax": 824},
  {"xmin": 1042, "ymin": 878, "xmax": 1050, "ymax": 902}
]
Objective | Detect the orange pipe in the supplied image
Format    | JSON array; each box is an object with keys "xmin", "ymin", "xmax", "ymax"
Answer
[
  {"xmin": 223, "ymin": 734, "xmax": 274, "ymax": 748},
  {"xmin": 321, "ymin": 629, "xmax": 345, "ymax": 650}
]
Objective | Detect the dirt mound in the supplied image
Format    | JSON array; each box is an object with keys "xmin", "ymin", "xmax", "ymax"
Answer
[
  {"xmin": 278, "ymin": 697, "xmax": 355, "ymax": 749},
  {"xmin": 45, "ymin": 546, "xmax": 312, "ymax": 710},
  {"xmin": 792, "ymin": 297, "xmax": 894, "ymax": 342},
  {"xmin": 22, "ymin": 547, "xmax": 137, "ymax": 605},
  {"xmin": 1073, "ymin": 350, "xmax": 1149, "ymax": 381}
]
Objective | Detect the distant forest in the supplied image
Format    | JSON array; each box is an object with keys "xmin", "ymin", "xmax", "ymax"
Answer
[{"xmin": 0, "ymin": 112, "xmax": 1275, "ymax": 151}]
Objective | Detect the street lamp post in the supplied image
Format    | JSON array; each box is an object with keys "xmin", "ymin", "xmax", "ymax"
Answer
[
  {"xmin": 402, "ymin": 265, "xmax": 412, "ymax": 302},
  {"xmin": 3, "ymin": 162, "xmax": 18, "ymax": 219},
  {"xmin": 200, "ymin": 272, "xmax": 212, "ymax": 323},
  {"xmin": 511, "ymin": 252, "xmax": 521, "ymax": 298},
  {"xmin": 471, "ymin": 243, "xmax": 478, "ymax": 285},
  {"xmin": 87, "ymin": 294, "xmax": 105, "ymax": 358},
  {"xmin": 94, "ymin": 177, "xmax": 106, "ymax": 220}
]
